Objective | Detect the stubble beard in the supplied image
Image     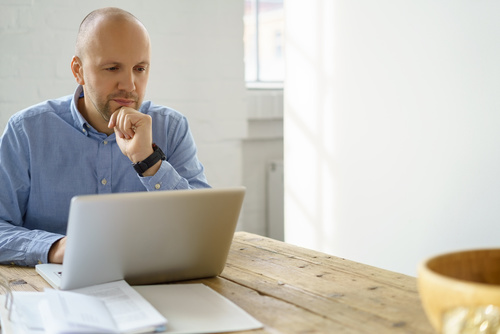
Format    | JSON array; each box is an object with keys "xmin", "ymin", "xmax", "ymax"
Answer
[{"xmin": 89, "ymin": 92, "xmax": 140, "ymax": 122}]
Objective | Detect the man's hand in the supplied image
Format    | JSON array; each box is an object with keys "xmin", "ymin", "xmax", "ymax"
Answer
[
  {"xmin": 108, "ymin": 107, "xmax": 160, "ymax": 176},
  {"xmin": 48, "ymin": 237, "xmax": 66, "ymax": 264}
]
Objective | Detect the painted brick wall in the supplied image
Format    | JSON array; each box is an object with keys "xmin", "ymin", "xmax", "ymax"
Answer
[{"xmin": 0, "ymin": 0, "xmax": 247, "ymax": 191}]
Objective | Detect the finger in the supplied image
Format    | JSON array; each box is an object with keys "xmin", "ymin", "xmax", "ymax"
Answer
[
  {"xmin": 112, "ymin": 110, "xmax": 132, "ymax": 139},
  {"xmin": 114, "ymin": 113, "xmax": 130, "ymax": 139},
  {"xmin": 120, "ymin": 113, "xmax": 136, "ymax": 139},
  {"xmin": 108, "ymin": 108, "xmax": 120, "ymax": 129},
  {"xmin": 113, "ymin": 126, "xmax": 126, "ymax": 139}
]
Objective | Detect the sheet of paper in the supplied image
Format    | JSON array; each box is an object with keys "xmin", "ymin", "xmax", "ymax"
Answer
[
  {"xmin": 133, "ymin": 284, "xmax": 263, "ymax": 334},
  {"xmin": 1, "ymin": 292, "xmax": 45, "ymax": 334},
  {"xmin": 72, "ymin": 280, "xmax": 167, "ymax": 333},
  {"xmin": 10, "ymin": 292, "xmax": 45, "ymax": 331},
  {"xmin": 42, "ymin": 289, "xmax": 117, "ymax": 334},
  {"xmin": 1, "ymin": 280, "xmax": 167, "ymax": 334}
]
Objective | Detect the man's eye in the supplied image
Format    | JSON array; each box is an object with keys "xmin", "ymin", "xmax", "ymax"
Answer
[
  {"xmin": 136, "ymin": 67, "xmax": 146, "ymax": 72},
  {"xmin": 106, "ymin": 67, "xmax": 119, "ymax": 71}
]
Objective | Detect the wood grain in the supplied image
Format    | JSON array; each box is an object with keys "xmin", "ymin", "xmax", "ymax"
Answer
[{"xmin": 216, "ymin": 232, "xmax": 434, "ymax": 334}]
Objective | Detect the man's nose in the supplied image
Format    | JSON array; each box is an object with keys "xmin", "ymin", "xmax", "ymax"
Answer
[{"xmin": 118, "ymin": 70, "xmax": 136, "ymax": 92}]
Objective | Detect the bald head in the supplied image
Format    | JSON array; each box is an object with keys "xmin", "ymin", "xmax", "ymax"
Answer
[{"xmin": 75, "ymin": 7, "xmax": 150, "ymax": 61}]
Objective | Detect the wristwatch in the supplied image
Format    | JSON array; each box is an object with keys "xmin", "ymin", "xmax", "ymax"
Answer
[{"xmin": 132, "ymin": 143, "xmax": 166, "ymax": 176}]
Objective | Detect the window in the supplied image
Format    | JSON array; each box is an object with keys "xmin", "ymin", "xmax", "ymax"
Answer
[{"xmin": 244, "ymin": 0, "xmax": 284, "ymax": 85}]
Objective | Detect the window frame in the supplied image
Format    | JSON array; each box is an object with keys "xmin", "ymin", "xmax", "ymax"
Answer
[{"xmin": 244, "ymin": 0, "xmax": 284, "ymax": 88}]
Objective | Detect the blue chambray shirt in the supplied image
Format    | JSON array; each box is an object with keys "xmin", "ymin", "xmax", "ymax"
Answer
[{"xmin": 0, "ymin": 85, "xmax": 210, "ymax": 266}]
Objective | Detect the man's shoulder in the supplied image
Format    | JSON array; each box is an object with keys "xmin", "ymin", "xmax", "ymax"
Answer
[
  {"xmin": 10, "ymin": 94, "xmax": 73, "ymax": 124},
  {"xmin": 140, "ymin": 101, "xmax": 186, "ymax": 122}
]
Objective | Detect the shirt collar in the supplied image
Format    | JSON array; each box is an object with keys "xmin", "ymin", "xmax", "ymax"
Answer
[
  {"xmin": 71, "ymin": 85, "xmax": 90, "ymax": 135},
  {"xmin": 70, "ymin": 85, "xmax": 116, "ymax": 140}
]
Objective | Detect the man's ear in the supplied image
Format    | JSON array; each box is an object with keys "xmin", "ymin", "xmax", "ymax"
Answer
[{"xmin": 71, "ymin": 56, "xmax": 85, "ymax": 85}]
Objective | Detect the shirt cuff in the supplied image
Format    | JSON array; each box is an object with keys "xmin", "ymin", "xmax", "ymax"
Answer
[
  {"xmin": 138, "ymin": 161, "xmax": 182, "ymax": 191},
  {"xmin": 26, "ymin": 232, "xmax": 65, "ymax": 266}
]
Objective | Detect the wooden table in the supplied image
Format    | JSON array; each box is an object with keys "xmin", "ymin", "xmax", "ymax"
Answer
[{"xmin": 0, "ymin": 232, "xmax": 434, "ymax": 333}]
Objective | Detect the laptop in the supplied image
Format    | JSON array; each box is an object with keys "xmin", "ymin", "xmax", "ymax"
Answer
[{"xmin": 36, "ymin": 187, "xmax": 245, "ymax": 290}]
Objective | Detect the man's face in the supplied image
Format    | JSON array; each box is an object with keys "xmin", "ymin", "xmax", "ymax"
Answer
[{"xmin": 79, "ymin": 19, "xmax": 151, "ymax": 121}]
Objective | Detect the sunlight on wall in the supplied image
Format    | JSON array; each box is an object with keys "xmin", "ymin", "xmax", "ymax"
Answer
[
  {"xmin": 284, "ymin": 0, "xmax": 337, "ymax": 251},
  {"xmin": 284, "ymin": 0, "xmax": 500, "ymax": 275}
]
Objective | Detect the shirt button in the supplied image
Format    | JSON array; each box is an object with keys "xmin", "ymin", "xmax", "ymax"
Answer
[
  {"xmin": 101, "ymin": 178, "xmax": 107, "ymax": 185},
  {"xmin": 103, "ymin": 140, "xmax": 108, "ymax": 145},
  {"xmin": 155, "ymin": 183, "xmax": 161, "ymax": 190}
]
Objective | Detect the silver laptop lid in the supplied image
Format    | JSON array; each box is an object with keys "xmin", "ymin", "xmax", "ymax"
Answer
[{"xmin": 59, "ymin": 187, "xmax": 245, "ymax": 290}]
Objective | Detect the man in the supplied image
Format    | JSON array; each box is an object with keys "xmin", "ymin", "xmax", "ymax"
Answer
[{"xmin": 0, "ymin": 8, "xmax": 210, "ymax": 267}]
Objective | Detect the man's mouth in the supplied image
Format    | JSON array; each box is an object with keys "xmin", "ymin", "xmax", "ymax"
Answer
[{"xmin": 112, "ymin": 99, "xmax": 136, "ymax": 107}]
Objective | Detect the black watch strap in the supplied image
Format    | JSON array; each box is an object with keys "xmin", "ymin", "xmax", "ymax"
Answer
[{"xmin": 132, "ymin": 143, "xmax": 166, "ymax": 176}]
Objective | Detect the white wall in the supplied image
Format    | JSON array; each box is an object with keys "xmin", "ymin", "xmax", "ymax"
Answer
[
  {"xmin": 284, "ymin": 0, "xmax": 500, "ymax": 276},
  {"xmin": 0, "ymin": 0, "xmax": 246, "ymax": 190}
]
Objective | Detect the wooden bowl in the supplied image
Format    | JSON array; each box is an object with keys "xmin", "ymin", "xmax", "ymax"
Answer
[{"xmin": 417, "ymin": 249, "xmax": 500, "ymax": 332}]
